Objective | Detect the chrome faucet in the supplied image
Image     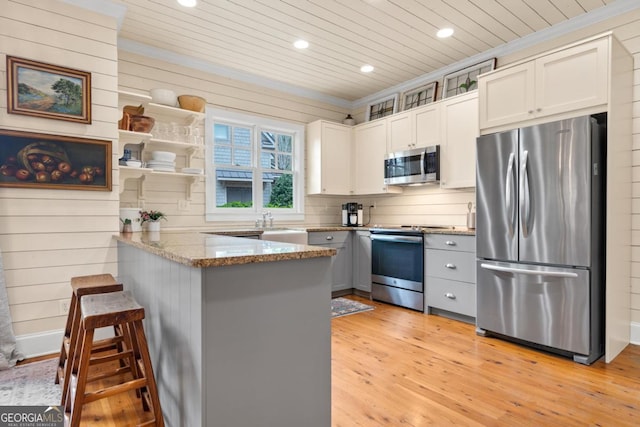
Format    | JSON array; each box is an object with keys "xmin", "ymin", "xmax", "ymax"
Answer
[{"xmin": 263, "ymin": 211, "xmax": 274, "ymax": 228}]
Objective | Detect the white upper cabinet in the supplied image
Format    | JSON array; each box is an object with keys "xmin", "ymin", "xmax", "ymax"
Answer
[
  {"xmin": 306, "ymin": 121, "xmax": 352, "ymax": 195},
  {"xmin": 387, "ymin": 104, "xmax": 440, "ymax": 152},
  {"xmin": 440, "ymin": 92, "xmax": 479, "ymax": 189},
  {"xmin": 387, "ymin": 111, "xmax": 413, "ymax": 152},
  {"xmin": 479, "ymin": 36, "xmax": 609, "ymax": 132},
  {"xmin": 353, "ymin": 120, "xmax": 401, "ymax": 195},
  {"xmin": 414, "ymin": 104, "xmax": 441, "ymax": 148}
]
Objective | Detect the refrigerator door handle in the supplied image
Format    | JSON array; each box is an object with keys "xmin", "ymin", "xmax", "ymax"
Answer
[
  {"xmin": 479, "ymin": 263, "xmax": 579, "ymax": 278},
  {"xmin": 505, "ymin": 152, "xmax": 516, "ymax": 237},
  {"xmin": 519, "ymin": 150, "xmax": 530, "ymax": 237}
]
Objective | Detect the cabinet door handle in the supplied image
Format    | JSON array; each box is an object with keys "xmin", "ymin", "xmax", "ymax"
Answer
[
  {"xmin": 444, "ymin": 292, "xmax": 456, "ymax": 300},
  {"xmin": 445, "ymin": 263, "xmax": 456, "ymax": 269},
  {"xmin": 326, "ymin": 236, "xmax": 334, "ymax": 241},
  {"xmin": 528, "ymin": 110, "xmax": 534, "ymax": 114},
  {"xmin": 445, "ymin": 240, "xmax": 456, "ymax": 246}
]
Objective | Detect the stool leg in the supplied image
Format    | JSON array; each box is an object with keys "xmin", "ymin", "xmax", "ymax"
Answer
[
  {"xmin": 68, "ymin": 324, "xmax": 95, "ymax": 427},
  {"xmin": 133, "ymin": 319, "xmax": 164, "ymax": 427},
  {"xmin": 122, "ymin": 322, "xmax": 145, "ymax": 402},
  {"xmin": 61, "ymin": 297, "xmax": 83, "ymax": 406},
  {"xmin": 55, "ymin": 294, "xmax": 77, "ymax": 384}
]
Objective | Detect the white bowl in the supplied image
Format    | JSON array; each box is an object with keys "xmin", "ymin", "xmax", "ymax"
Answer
[
  {"xmin": 126, "ymin": 160, "xmax": 142, "ymax": 168},
  {"xmin": 150, "ymin": 88, "xmax": 177, "ymax": 107},
  {"xmin": 151, "ymin": 151, "xmax": 176, "ymax": 162}
]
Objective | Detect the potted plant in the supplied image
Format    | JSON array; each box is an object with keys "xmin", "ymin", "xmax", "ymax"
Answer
[
  {"xmin": 120, "ymin": 218, "xmax": 133, "ymax": 233},
  {"xmin": 139, "ymin": 210, "xmax": 166, "ymax": 232}
]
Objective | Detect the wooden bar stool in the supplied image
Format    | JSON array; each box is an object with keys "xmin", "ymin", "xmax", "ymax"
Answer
[
  {"xmin": 56, "ymin": 274, "xmax": 125, "ymax": 400},
  {"xmin": 64, "ymin": 290, "xmax": 164, "ymax": 427}
]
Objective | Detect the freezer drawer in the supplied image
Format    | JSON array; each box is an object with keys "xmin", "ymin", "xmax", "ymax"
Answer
[{"xmin": 476, "ymin": 260, "xmax": 590, "ymax": 356}]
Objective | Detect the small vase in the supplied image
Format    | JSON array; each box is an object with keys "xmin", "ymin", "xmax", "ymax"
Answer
[
  {"xmin": 146, "ymin": 220, "xmax": 161, "ymax": 232},
  {"xmin": 122, "ymin": 223, "xmax": 133, "ymax": 233}
]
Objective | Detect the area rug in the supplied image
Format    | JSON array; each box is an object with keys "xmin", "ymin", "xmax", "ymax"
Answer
[
  {"xmin": 331, "ymin": 297, "xmax": 374, "ymax": 318},
  {"xmin": 0, "ymin": 358, "xmax": 61, "ymax": 406}
]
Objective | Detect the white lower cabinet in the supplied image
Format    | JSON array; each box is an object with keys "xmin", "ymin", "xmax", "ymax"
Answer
[
  {"xmin": 308, "ymin": 231, "xmax": 353, "ymax": 292},
  {"xmin": 424, "ymin": 234, "xmax": 476, "ymax": 322}
]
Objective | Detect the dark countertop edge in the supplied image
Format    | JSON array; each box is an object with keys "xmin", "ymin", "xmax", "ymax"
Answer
[{"xmin": 305, "ymin": 226, "xmax": 475, "ymax": 236}]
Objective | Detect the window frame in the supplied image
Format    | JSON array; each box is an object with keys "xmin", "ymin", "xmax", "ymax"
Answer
[{"xmin": 205, "ymin": 107, "xmax": 305, "ymax": 222}]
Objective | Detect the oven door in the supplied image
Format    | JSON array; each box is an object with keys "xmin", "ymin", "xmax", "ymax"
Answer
[{"xmin": 371, "ymin": 233, "xmax": 424, "ymax": 292}]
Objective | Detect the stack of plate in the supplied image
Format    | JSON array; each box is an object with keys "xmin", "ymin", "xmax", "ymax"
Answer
[
  {"xmin": 148, "ymin": 151, "xmax": 176, "ymax": 172},
  {"xmin": 146, "ymin": 160, "xmax": 176, "ymax": 172},
  {"xmin": 182, "ymin": 167, "xmax": 203, "ymax": 175}
]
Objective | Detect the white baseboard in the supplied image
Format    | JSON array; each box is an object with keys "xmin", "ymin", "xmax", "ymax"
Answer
[
  {"xmin": 16, "ymin": 328, "xmax": 115, "ymax": 359},
  {"xmin": 15, "ymin": 323, "xmax": 640, "ymax": 360},
  {"xmin": 630, "ymin": 322, "xmax": 640, "ymax": 345}
]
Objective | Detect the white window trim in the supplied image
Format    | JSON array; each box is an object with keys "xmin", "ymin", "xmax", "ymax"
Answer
[{"xmin": 205, "ymin": 107, "xmax": 305, "ymax": 222}]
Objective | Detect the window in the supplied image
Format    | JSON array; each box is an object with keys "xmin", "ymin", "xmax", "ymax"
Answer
[
  {"xmin": 205, "ymin": 108, "xmax": 305, "ymax": 221},
  {"xmin": 400, "ymin": 81, "xmax": 437, "ymax": 111},
  {"xmin": 366, "ymin": 94, "xmax": 399, "ymax": 121}
]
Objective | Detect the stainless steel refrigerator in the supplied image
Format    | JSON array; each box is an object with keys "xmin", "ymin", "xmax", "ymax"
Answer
[{"xmin": 475, "ymin": 114, "xmax": 606, "ymax": 365}]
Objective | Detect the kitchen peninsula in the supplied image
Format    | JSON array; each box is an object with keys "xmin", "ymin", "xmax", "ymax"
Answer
[{"xmin": 114, "ymin": 231, "xmax": 336, "ymax": 427}]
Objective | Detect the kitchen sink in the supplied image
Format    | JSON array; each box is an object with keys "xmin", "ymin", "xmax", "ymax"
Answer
[{"xmin": 260, "ymin": 228, "xmax": 308, "ymax": 244}]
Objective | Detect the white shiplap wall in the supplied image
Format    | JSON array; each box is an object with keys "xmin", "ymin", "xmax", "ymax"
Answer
[
  {"xmin": 3, "ymin": 1, "xmax": 640, "ymax": 355},
  {"xmin": 0, "ymin": 0, "xmax": 119, "ymax": 354}
]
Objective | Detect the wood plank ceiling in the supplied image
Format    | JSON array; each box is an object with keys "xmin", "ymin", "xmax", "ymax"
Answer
[{"xmin": 113, "ymin": 0, "xmax": 618, "ymax": 102}]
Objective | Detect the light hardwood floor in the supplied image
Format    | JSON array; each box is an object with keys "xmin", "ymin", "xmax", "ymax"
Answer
[
  {"xmin": 332, "ymin": 296, "xmax": 640, "ymax": 426},
  {"xmin": 25, "ymin": 295, "xmax": 640, "ymax": 426}
]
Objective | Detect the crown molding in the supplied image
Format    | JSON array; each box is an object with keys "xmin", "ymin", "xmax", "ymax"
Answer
[{"xmin": 60, "ymin": 0, "xmax": 127, "ymax": 31}]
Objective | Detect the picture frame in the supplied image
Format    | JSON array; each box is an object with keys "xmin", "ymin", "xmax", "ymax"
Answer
[
  {"xmin": 400, "ymin": 81, "xmax": 438, "ymax": 111},
  {"xmin": 6, "ymin": 56, "xmax": 92, "ymax": 124},
  {"xmin": 0, "ymin": 129, "xmax": 111, "ymax": 191},
  {"xmin": 366, "ymin": 94, "xmax": 399, "ymax": 121},
  {"xmin": 442, "ymin": 58, "xmax": 496, "ymax": 99}
]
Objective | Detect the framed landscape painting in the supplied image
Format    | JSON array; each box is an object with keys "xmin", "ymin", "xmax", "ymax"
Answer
[
  {"xmin": 6, "ymin": 56, "xmax": 91, "ymax": 124},
  {"xmin": 0, "ymin": 129, "xmax": 111, "ymax": 191}
]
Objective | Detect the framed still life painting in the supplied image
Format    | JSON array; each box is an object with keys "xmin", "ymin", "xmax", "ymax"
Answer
[
  {"xmin": 0, "ymin": 129, "xmax": 111, "ymax": 191},
  {"xmin": 6, "ymin": 56, "xmax": 92, "ymax": 124}
]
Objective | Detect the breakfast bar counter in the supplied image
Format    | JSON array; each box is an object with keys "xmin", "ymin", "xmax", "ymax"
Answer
[{"xmin": 115, "ymin": 231, "xmax": 335, "ymax": 427}]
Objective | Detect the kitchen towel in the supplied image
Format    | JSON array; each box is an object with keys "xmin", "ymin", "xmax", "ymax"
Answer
[{"xmin": 0, "ymin": 248, "xmax": 24, "ymax": 370}]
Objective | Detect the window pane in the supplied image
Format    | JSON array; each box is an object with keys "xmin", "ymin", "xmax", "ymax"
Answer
[
  {"xmin": 214, "ymin": 124, "xmax": 230, "ymax": 143},
  {"xmin": 233, "ymin": 148, "xmax": 252, "ymax": 167},
  {"xmin": 277, "ymin": 154, "xmax": 292, "ymax": 171},
  {"xmin": 261, "ymin": 152, "xmax": 275, "ymax": 169},
  {"xmin": 263, "ymin": 172, "xmax": 293, "ymax": 208},
  {"xmin": 261, "ymin": 131, "xmax": 275, "ymax": 149},
  {"xmin": 216, "ymin": 168, "xmax": 253, "ymax": 208},
  {"xmin": 234, "ymin": 127, "xmax": 251, "ymax": 147},
  {"xmin": 214, "ymin": 146, "xmax": 231, "ymax": 164},
  {"xmin": 277, "ymin": 135, "xmax": 292, "ymax": 153}
]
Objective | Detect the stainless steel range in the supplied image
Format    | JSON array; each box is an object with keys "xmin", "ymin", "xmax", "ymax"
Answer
[{"xmin": 370, "ymin": 225, "xmax": 452, "ymax": 311}]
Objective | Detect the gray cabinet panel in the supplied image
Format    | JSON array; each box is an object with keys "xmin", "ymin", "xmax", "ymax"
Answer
[
  {"xmin": 308, "ymin": 231, "xmax": 353, "ymax": 291},
  {"xmin": 425, "ymin": 234, "xmax": 476, "ymax": 253},
  {"xmin": 426, "ymin": 250, "xmax": 476, "ymax": 283},
  {"xmin": 426, "ymin": 277, "xmax": 476, "ymax": 317},
  {"xmin": 354, "ymin": 231, "xmax": 371, "ymax": 292}
]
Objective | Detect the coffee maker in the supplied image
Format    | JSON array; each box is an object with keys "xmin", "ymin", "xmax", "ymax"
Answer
[{"xmin": 342, "ymin": 202, "xmax": 363, "ymax": 226}]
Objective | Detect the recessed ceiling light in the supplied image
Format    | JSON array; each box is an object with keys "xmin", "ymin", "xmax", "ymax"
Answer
[
  {"xmin": 294, "ymin": 39, "xmax": 309, "ymax": 49},
  {"xmin": 437, "ymin": 28, "xmax": 454, "ymax": 38},
  {"xmin": 360, "ymin": 64, "xmax": 374, "ymax": 73},
  {"xmin": 177, "ymin": 0, "xmax": 197, "ymax": 7}
]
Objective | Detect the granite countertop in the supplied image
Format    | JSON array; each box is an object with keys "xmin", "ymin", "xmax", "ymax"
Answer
[{"xmin": 114, "ymin": 231, "xmax": 336, "ymax": 268}]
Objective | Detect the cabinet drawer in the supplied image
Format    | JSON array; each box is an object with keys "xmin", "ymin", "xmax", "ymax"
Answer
[
  {"xmin": 426, "ymin": 250, "xmax": 475, "ymax": 283},
  {"xmin": 308, "ymin": 231, "xmax": 350, "ymax": 245},
  {"xmin": 424, "ymin": 234, "xmax": 475, "ymax": 252},
  {"xmin": 426, "ymin": 277, "xmax": 476, "ymax": 317}
]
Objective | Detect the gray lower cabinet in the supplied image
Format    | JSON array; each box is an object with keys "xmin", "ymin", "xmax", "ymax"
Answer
[
  {"xmin": 424, "ymin": 234, "xmax": 476, "ymax": 322},
  {"xmin": 354, "ymin": 230, "xmax": 371, "ymax": 293},
  {"xmin": 308, "ymin": 231, "xmax": 353, "ymax": 291}
]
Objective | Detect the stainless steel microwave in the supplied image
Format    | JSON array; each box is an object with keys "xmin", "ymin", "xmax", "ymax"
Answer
[{"xmin": 384, "ymin": 145, "xmax": 440, "ymax": 185}]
